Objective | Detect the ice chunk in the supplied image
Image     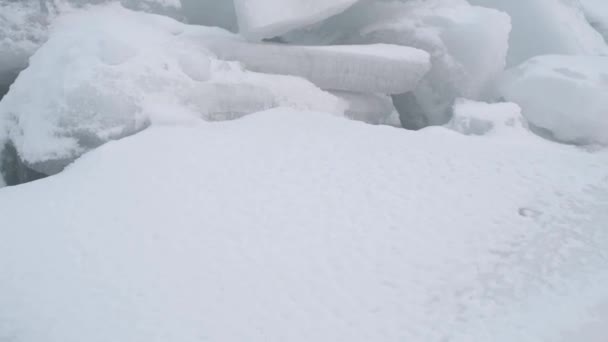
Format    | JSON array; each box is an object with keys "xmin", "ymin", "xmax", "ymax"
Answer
[
  {"xmin": 206, "ymin": 37, "xmax": 431, "ymax": 94},
  {"xmin": 0, "ymin": 0, "xmax": 49, "ymax": 99},
  {"xmin": 496, "ymin": 55, "xmax": 608, "ymax": 146},
  {"xmin": 330, "ymin": 91, "xmax": 394, "ymax": 125},
  {"xmin": 468, "ymin": 0, "xmax": 608, "ymax": 66},
  {"xmin": 233, "ymin": 0, "xmax": 359, "ymax": 41},
  {"xmin": 0, "ymin": 4, "xmax": 344, "ymax": 176},
  {"xmin": 284, "ymin": 0, "xmax": 510, "ymax": 129},
  {"xmin": 447, "ymin": 99, "xmax": 528, "ymax": 137},
  {"xmin": 580, "ymin": 0, "xmax": 608, "ymax": 42}
]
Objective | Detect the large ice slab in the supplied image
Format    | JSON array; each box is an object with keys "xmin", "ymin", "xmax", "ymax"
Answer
[
  {"xmin": 469, "ymin": 0, "xmax": 608, "ymax": 66},
  {"xmin": 234, "ymin": 0, "xmax": 359, "ymax": 41},
  {"xmin": 286, "ymin": 0, "xmax": 510, "ymax": 128},
  {"xmin": 206, "ymin": 38, "xmax": 431, "ymax": 94},
  {"xmin": 0, "ymin": 4, "xmax": 344, "ymax": 177},
  {"xmin": 496, "ymin": 55, "xmax": 608, "ymax": 146}
]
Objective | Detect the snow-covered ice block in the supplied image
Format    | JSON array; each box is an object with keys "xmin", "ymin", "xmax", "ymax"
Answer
[
  {"xmin": 234, "ymin": 0, "xmax": 359, "ymax": 41},
  {"xmin": 0, "ymin": 4, "xmax": 344, "ymax": 176},
  {"xmin": 469, "ymin": 0, "xmax": 608, "ymax": 66},
  {"xmin": 447, "ymin": 99, "xmax": 528, "ymax": 137},
  {"xmin": 330, "ymin": 91, "xmax": 394, "ymax": 125},
  {"xmin": 0, "ymin": 0, "xmax": 49, "ymax": 99},
  {"xmin": 497, "ymin": 55, "xmax": 608, "ymax": 146},
  {"xmin": 285, "ymin": 0, "xmax": 510, "ymax": 128},
  {"xmin": 206, "ymin": 38, "xmax": 431, "ymax": 94},
  {"xmin": 581, "ymin": 0, "xmax": 608, "ymax": 42}
]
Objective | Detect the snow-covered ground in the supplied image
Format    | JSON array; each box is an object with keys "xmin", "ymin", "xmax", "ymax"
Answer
[
  {"xmin": 1, "ymin": 1, "xmax": 608, "ymax": 341},
  {"xmin": 1, "ymin": 109, "xmax": 607, "ymax": 342}
]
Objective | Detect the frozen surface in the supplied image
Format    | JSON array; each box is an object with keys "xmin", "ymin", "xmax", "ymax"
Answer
[
  {"xmin": 206, "ymin": 38, "xmax": 430, "ymax": 94},
  {"xmin": 1, "ymin": 109, "xmax": 607, "ymax": 341},
  {"xmin": 234, "ymin": 0, "xmax": 359, "ymax": 41},
  {"xmin": 286, "ymin": 0, "xmax": 510, "ymax": 128},
  {"xmin": 0, "ymin": 4, "xmax": 344, "ymax": 175},
  {"xmin": 468, "ymin": 0, "xmax": 608, "ymax": 66},
  {"xmin": 497, "ymin": 55, "xmax": 608, "ymax": 146}
]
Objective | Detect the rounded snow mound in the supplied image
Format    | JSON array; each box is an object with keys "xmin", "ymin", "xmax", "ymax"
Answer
[
  {"xmin": 497, "ymin": 55, "xmax": 608, "ymax": 146},
  {"xmin": 0, "ymin": 3, "xmax": 344, "ymax": 177}
]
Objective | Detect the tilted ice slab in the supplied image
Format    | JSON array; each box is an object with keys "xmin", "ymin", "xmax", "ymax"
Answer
[
  {"xmin": 283, "ymin": 0, "xmax": 510, "ymax": 129},
  {"xmin": 496, "ymin": 55, "xmax": 608, "ymax": 146},
  {"xmin": 206, "ymin": 37, "xmax": 431, "ymax": 94},
  {"xmin": 0, "ymin": 4, "xmax": 344, "ymax": 178},
  {"xmin": 234, "ymin": 0, "xmax": 359, "ymax": 41},
  {"xmin": 468, "ymin": 0, "xmax": 608, "ymax": 66}
]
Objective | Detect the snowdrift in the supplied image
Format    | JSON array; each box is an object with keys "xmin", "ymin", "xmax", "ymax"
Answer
[{"xmin": 1, "ymin": 109, "xmax": 607, "ymax": 342}]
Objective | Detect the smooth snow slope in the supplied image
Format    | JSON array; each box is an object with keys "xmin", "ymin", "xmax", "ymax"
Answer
[{"xmin": 1, "ymin": 109, "xmax": 607, "ymax": 342}]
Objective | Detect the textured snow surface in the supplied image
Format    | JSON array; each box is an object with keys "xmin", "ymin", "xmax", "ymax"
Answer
[
  {"xmin": 234, "ymin": 0, "xmax": 359, "ymax": 41},
  {"xmin": 1, "ymin": 109, "xmax": 607, "ymax": 342},
  {"xmin": 469, "ymin": 0, "xmax": 608, "ymax": 66},
  {"xmin": 0, "ymin": 4, "xmax": 344, "ymax": 175},
  {"xmin": 497, "ymin": 55, "xmax": 608, "ymax": 146}
]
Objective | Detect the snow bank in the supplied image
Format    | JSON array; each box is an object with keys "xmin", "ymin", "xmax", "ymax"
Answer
[
  {"xmin": 0, "ymin": 4, "xmax": 344, "ymax": 176},
  {"xmin": 234, "ymin": 0, "xmax": 359, "ymax": 41},
  {"xmin": 469, "ymin": 0, "xmax": 608, "ymax": 66},
  {"xmin": 497, "ymin": 55, "xmax": 608, "ymax": 146},
  {"xmin": 447, "ymin": 99, "xmax": 528, "ymax": 137},
  {"xmin": 1, "ymin": 109, "xmax": 607, "ymax": 341}
]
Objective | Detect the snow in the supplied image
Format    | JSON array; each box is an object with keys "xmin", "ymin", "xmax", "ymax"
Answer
[
  {"xmin": 1, "ymin": 109, "xmax": 607, "ymax": 341},
  {"xmin": 0, "ymin": 4, "xmax": 344, "ymax": 176},
  {"xmin": 206, "ymin": 38, "xmax": 431, "ymax": 94},
  {"xmin": 496, "ymin": 55, "xmax": 608, "ymax": 146},
  {"xmin": 2, "ymin": 1, "xmax": 608, "ymax": 341},
  {"xmin": 468, "ymin": 0, "xmax": 608, "ymax": 66},
  {"xmin": 233, "ymin": 0, "xmax": 359, "ymax": 41}
]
